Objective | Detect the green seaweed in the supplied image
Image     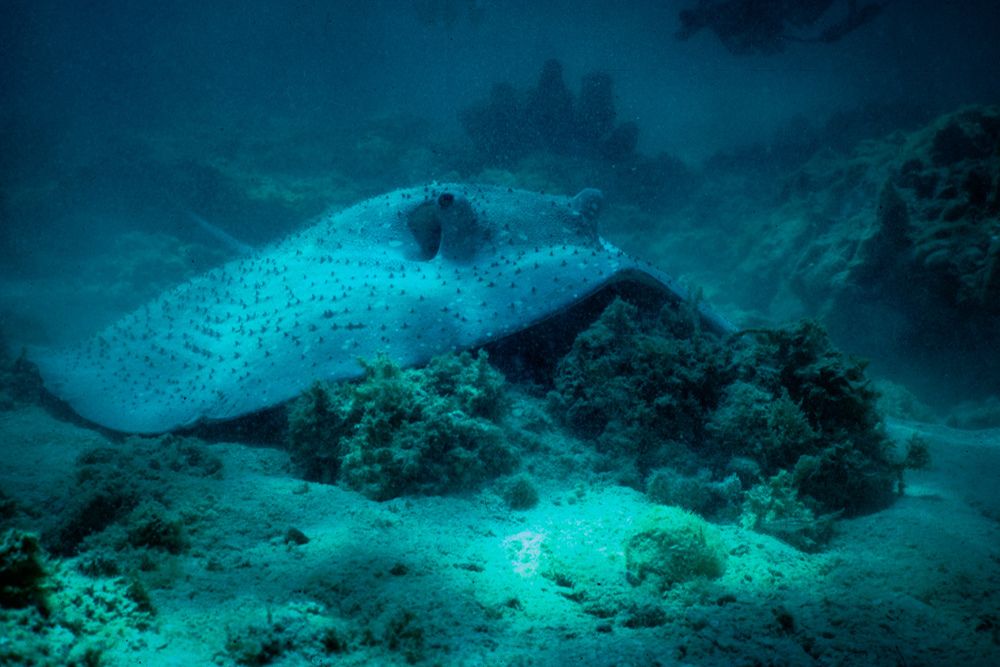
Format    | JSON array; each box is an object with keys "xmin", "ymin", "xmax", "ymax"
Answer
[
  {"xmin": 624, "ymin": 506, "xmax": 727, "ymax": 591},
  {"xmin": 286, "ymin": 351, "xmax": 517, "ymax": 500},
  {"xmin": 550, "ymin": 298, "xmax": 906, "ymax": 537},
  {"xmin": 740, "ymin": 467, "xmax": 840, "ymax": 552},
  {"xmin": 731, "ymin": 321, "xmax": 898, "ymax": 515},
  {"xmin": 550, "ymin": 298, "xmax": 732, "ymax": 473}
]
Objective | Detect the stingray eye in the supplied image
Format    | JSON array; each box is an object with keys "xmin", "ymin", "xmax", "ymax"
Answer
[
  {"xmin": 438, "ymin": 193, "xmax": 455, "ymax": 208},
  {"xmin": 405, "ymin": 202, "xmax": 443, "ymax": 261}
]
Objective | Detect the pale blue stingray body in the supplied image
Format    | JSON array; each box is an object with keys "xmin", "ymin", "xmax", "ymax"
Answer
[{"xmin": 34, "ymin": 184, "xmax": 733, "ymax": 433}]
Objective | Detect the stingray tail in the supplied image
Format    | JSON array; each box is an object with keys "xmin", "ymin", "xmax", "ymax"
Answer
[{"xmin": 186, "ymin": 211, "xmax": 254, "ymax": 256}]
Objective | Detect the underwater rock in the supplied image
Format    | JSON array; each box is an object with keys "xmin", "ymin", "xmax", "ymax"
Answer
[
  {"xmin": 550, "ymin": 298, "xmax": 905, "ymax": 526},
  {"xmin": 0, "ymin": 344, "xmax": 43, "ymax": 411},
  {"xmin": 125, "ymin": 501, "xmax": 187, "ymax": 555},
  {"xmin": 874, "ymin": 378, "xmax": 938, "ymax": 422},
  {"xmin": 0, "ymin": 529, "xmax": 47, "ymax": 610},
  {"xmin": 945, "ymin": 396, "xmax": 1000, "ymax": 430},
  {"xmin": 893, "ymin": 107, "xmax": 1000, "ymax": 310},
  {"xmin": 781, "ymin": 106, "xmax": 1000, "ymax": 314},
  {"xmin": 459, "ymin": 82, "xmax": 530, "ymax": 166},
  {"xmin": 676, "ymin": 0, "xmax": 886, "ymax": 55},
  {"xmin": 286, "ymin": 351, "xmax": 517, "ymax": 501},
  {"xmin": 51, "ymin": 467, "xmax": 142, "ymax": 557},
  {"xmin": 502, "ymin": 475, "xmax": 539, "ymax": 511},
  {"xmin": 0, "ymin": 488, "xmax": 17, "ymax": 521},
  {"xmin": 624, "ymin": 506, "xmax": 727, "ymax": 590},
  {"xmin": 461, "ymin": 59, "xmax": 641, "ymax": 166},
  {"xmin": 224, "ymin": 605, "xmax": 353, "ymax": 666},
  {"xmin": 600, "ymin": 121, "xmax": 640, "ymax": 162},
  {"xmin": 283, "ymin": 527, "xmax": 309, "ymax": 546},
  {"xmin": 46, "ymin": 435, "xmax": 219, "ymax": 556},
  {"xmin": 413, "ymin": 0, "xmax": 487, "ymax": 28},
  {"xmin": 705, "ymin": 105, "xmax": 1000, "ymax": 402},
  {"xmin": 524, "ymin": 59, "xmax": 576, "ymax": 154},
  {"xmin": 575, "ymin": 72, "xmax": 617, "ymax": 148},
  {"xmin": 0, "ymin": 553, "xmax": 152, "ymax": 665}
]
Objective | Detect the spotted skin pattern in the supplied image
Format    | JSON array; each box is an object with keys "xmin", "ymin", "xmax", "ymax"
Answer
[{"xmin": 33, "ymin": 184, "xmax": 733, "ymax": 433}]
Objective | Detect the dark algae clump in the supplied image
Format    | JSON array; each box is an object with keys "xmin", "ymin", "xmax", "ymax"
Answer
[
  {"xmin": 549, "ymin": 298, "xmax": 732, "ymax": 473},
  {"xmin": 550, "ymin": 298, "xmax": 919, "ymax": 548},
  {"xmin": 727, "ymin": 321, "xmax": 899, "ymax": 515},
  {"xmin": 0, "ymin": 529, "xmax": 48, "ymax": 611},
  {"xmin": 286, "ymin": 351, "xmax": 517, "ymax": 501}
]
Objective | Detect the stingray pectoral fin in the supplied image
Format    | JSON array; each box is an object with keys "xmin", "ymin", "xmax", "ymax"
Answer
[
  {"xmin": 30, "ymin": 345, "xmax": 195, "ymax": 433},
  {"xmin": 610, "ymin": 265, "xmax": 737, "ymax": 336},
  {"xmin": 187, "ymin": 210, "xmax": 254, "ymax": 256}
]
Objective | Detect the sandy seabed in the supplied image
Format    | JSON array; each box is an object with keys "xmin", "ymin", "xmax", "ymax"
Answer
[{"xmin": 1, "ymin": 402, "xmax": 999, "ymax": 667}]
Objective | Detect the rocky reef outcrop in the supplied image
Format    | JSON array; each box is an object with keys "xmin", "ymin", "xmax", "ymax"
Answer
[
  {"xmin": 787, "ymin": 106, "xmax": 1000, "ymax": 315},
  {"xmin": 547, "ymin": 298, "xmax": 922, "ymax": 549},
  {"xmin": 457, "ymin": 59, "xmax": 698, "ymax": 219},
  {"xmin": 694, "ymin": 106, "xmax": 1000, "ymax": 401},
  {"xmin": 460, "ymin": 59, "xmax": 640, "ymax": 166}
]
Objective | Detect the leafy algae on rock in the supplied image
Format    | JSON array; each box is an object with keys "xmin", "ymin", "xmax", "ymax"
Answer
[
  {"xmin": 549, "ymin": 297, "xmax": 732, "ymax": 474},
  {"xmin": 727, "ymin": 320, "xmax": 899, "ymax": 515},
  {"xmin": 286, "ymin": 350, "xmax": 517, "ymax": 501},
  {"xmin": 624, "ymin": 506, "xmax": 727, "ymax": 591},
  {"xmin": 549, "ymin": 298, "xmax": 916, "ymax": 548}
]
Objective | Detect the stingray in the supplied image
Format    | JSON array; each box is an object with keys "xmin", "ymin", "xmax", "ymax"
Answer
[{"xmin": 32, "ymin": 184, "xmax": 734, "ymax": 433}]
